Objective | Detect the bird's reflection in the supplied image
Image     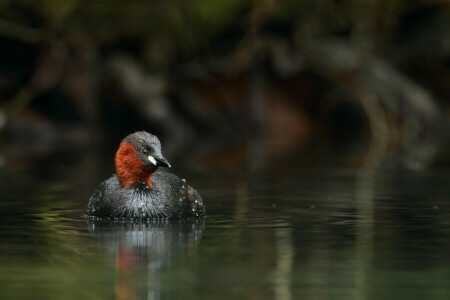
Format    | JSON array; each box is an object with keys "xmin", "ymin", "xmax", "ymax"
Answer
[{"xmin": 88, "ymin": 220, "xmax": 204, "ymax": 300}]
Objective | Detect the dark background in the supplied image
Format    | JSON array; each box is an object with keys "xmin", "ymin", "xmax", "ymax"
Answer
[{"xmin": 0, "ymin": 0, "xmax": 449, "ymax": 172}]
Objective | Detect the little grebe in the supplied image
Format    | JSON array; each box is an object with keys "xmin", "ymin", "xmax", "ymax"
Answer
[{"xmin": 87, "ymin": 131, "xmax": 205, "ymax": 219}]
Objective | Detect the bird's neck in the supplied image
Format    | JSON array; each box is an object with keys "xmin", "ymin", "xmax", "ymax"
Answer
[{"xmin": 115, "ymin": 142, "xmax": 156, "ymax": 188}]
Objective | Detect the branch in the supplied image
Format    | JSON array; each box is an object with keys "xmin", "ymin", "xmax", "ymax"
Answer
[{"xmin": 0, "ymin": 18, "xmax": 44, "ymax": 43}]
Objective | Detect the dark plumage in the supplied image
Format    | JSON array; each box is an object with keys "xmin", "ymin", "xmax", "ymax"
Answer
[{"xmin": 87, "ymin": 131, "xmax": 205, "ymax": 219}]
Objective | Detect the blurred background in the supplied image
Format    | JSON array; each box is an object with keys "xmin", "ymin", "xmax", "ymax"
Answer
[
  {"xmin": 0, "ymin": 0, "xmax": 448, "ymax": 168},
  {"xmin": 0, "ymin": 1, "xmax": 449, "ymax": 299}
]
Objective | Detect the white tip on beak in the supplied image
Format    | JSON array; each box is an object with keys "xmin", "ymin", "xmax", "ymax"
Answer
[{"xmin": 148, "ymin": 155, "xmax": 157, "ymax": 165}]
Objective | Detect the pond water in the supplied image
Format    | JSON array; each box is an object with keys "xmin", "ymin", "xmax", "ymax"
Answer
[{"xmin": 0, "ymin": 147, "xmax": 449, "ymax": 300}]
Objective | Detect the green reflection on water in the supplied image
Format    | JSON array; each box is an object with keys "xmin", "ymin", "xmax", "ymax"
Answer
[{"xmin": 0, "ymin": 164, "xmax": 449, "ymax": 300}]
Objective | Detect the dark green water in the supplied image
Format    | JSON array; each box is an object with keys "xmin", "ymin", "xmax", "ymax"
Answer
[{"xmin": 0, "ymin": 150, "xmax": 449, "ymax": 300}]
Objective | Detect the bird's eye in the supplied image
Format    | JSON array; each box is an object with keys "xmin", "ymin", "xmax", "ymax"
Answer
[{"xmin": 141, "ymin": 149, "xmax": 149, "ymax": 155}]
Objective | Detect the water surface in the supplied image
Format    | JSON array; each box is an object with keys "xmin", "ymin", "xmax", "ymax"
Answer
[{"xmin": 0, "ymin": 150, "xmax": 449, "ymax": 300}]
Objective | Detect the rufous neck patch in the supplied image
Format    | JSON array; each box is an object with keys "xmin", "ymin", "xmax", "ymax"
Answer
[{"xmin": 115, "ymin": 141, "xmax": 156, "ymax": 187}]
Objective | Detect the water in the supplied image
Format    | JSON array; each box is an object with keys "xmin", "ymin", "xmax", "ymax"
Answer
[{"xmin": 0, "ymin": 148, "xmax": 449, "ymax": 300}]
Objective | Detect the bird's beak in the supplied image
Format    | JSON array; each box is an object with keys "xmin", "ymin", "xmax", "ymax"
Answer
[{"xmin": 148, "ymin": 155, "xmax": 171, "ymax": 168}]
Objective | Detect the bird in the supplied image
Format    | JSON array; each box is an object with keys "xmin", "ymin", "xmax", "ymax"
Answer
[{"xmin": 87, "ymin": 131, "xmax": 205, "ymax": 219}]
